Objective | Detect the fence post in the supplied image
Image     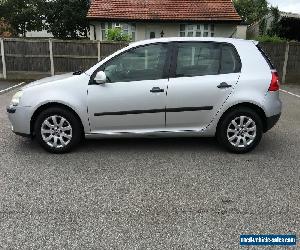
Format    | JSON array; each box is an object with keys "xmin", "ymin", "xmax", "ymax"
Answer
[
  {"xmin": 282, "ymin": 42, "xmax": 290, "ymax": 84},
  {"xmin": 49, "ymin": 38, "xmax": 55, "ymax": 76},
  {"xmin": 0, "ymin": 38, "xmax": 7, "ymax": 79},
  {"xmin": 97, "ymin": 41, "xmax": 101, "ymax": 61}
]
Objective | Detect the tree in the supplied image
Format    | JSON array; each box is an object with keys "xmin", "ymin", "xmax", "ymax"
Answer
[
  {"xmin": 43, "ymin": 0, "xmax": 90, "ymax": 39},
  {"xmin": 277, "ymin": 17, "xmax": 300, "ymax": 41},
  {"xmin": 267, "ymin": 6, "xmax": 281, "ymax": 36},
  {"xmin": 233, "ymin": 0, "xmax": 269, "ymax": 24},
  {"xmin": 0, "ymin": 0, "xmax": 44, "ymax": 37},
  {"xmin": 0, "ymin": 18, "xmax": 12, "ymax": 37},
  {"xmin": 106, "ymin": 28, "xmax": 132, "ymax": 42}
]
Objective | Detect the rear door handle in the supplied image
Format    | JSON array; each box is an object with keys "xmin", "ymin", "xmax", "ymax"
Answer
[
  {"xmin": 150, "ymin": 87, "xmax": 164, "ymax": 93},
  {"xmin": 217, "ymin": 82, "xmax": 232, "ymax": 89}
]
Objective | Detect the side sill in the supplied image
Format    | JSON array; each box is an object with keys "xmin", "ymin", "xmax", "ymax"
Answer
[{"xmin": 84, "ymin": 129, "xmax": 209, "ymax": 139}]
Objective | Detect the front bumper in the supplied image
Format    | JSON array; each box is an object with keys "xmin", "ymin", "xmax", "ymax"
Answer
[
  {"xmin": 7, "ymin": 105, "xmax": 32, "ymax": 137},
  {"xmin": 265, "ymin": 113, "xmax": 281, "ymax": 132}
]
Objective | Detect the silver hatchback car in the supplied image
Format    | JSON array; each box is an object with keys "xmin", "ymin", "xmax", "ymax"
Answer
[{"xmin": 7, "ymin": 37, "xmax": 282, "ymax": 153}]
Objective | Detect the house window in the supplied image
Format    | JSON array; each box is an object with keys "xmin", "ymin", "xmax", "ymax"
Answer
[
  {"xmin": 179, "ymin": 24, "xmax": 215, "ymax": 37},
  {"xmin": 100, "ymin": 22, "xmax": 136, "ymax": 41}
]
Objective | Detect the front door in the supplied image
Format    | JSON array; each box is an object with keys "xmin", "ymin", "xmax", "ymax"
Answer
[
  {"xmin": 87, "ymin": 43, "xmax": 170, "ymax": 133},
  {"xmin": 166, "ymin": 42, "xmax": 241, "ymax": 130}
]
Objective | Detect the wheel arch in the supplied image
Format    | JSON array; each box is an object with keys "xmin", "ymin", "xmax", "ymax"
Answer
[
  {"xmin": 216, "ymin": 102, "xmax": 268, "ymax": 133},
  {"xmin": 30, "ymin": 102, "xmax": 84, "ymax": 136}
]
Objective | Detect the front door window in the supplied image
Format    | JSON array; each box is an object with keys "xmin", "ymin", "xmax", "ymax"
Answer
[{"xmin": 101, "ymin": 43, "xmax": 168, "ymax": 83}]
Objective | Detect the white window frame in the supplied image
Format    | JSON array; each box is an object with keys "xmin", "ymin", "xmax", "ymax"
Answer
[{"xmin": 179, "ymin": 24, "xmax": 215, "ymax": 37}]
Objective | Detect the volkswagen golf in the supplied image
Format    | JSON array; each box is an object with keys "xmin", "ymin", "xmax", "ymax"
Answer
[{"xmin": 7, "ymin": 37, "xmax": 282, "ymax": 153}]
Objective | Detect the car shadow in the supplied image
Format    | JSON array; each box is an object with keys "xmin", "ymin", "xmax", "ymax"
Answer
[
  {"xmin": 77, "ymin": 137, "xmax": 222, "ymax": 153},
  {"xmin": 15, "ymin": 134, "xmax": 276, "ymax": 155}
]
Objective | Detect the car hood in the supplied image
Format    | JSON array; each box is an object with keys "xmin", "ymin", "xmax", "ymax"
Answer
[{"xmin": 22, "ymin": 73, "xmax": 74, "ymax": 89}]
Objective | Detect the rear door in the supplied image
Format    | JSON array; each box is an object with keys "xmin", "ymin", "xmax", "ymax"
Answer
[{"xmin": 166, "ymin": 42, "xmax": 241, "ymax": 130}]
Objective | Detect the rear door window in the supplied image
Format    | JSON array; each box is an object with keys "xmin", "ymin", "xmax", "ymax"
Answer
[
  {"xmin": 176, "ymin": 42, "xmax": 220, "ymax": 77},
  {"xmin": 175, "ymin": 42, "xmax": 241, "ymax": 77}
]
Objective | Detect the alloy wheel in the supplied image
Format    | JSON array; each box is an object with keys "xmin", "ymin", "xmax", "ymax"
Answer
[
  {"xmin": 227, "ymin": 115, "xmax": 257, "ymax": 148},
  {"xmin": 41, "ymin": 115, "xmax": 72, "ymax": 148}
]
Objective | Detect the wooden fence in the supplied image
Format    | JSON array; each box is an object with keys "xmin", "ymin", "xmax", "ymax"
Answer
[
  {"xmin": 0, "ymin": 38, "xmax": 128, "ymax": 79},
  {"xmin": 259, "ymin": 42, "xmax": 300, "ymax": 84},
  {"xmin": 0, "ymin": 38, "xmax": 300, "ymax": 84}
]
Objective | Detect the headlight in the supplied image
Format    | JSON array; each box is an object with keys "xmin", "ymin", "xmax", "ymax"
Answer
[{"xmin": 11, "ymin": 91, "xmax": 23, "ymax": 106}]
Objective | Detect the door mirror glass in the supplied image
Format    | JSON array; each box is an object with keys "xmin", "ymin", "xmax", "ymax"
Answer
[{"xmin": 94, "ymin": 71, "xmax": 107, "ymax": 84}]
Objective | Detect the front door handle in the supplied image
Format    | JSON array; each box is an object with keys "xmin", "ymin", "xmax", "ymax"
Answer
[
  {"xmin": 217, "ymin": 82, "xmax": 232, "ymax": 89},
  {"xmin": 150, "ymin": 87, "xmax": 164, "ymax": 93}
]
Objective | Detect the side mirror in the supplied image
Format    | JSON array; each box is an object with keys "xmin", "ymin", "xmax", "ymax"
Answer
[{"xmin": 94, "ymin": 71, "xmax": 107, "ymax": 84}]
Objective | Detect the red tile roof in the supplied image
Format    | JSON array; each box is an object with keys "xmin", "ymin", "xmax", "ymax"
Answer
[{"xmin": 87, "ymin": 0, "xmax": 241, "ymax": 22}]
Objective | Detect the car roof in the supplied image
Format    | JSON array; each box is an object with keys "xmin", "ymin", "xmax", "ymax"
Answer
[{"xmin": 128, "ymin": 37, "xmax": 257, "ymax": 48}]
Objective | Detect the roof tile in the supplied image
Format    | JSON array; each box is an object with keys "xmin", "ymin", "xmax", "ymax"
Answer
[{"xmin": 87, "ymin": 0, "xmax": 241, "ymax": 21}]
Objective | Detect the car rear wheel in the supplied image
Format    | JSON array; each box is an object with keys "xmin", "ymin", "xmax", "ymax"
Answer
[
  {"xmin": 34, "ymin": 107, "xmax": 82, "ymax": 153},
  {"xmin": 217, "ymin": 107, "xmax": 263, "ymax": 153}
]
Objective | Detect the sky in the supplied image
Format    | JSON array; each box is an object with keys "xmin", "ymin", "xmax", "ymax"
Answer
[{"xmin": 268, "ymin": 0, "xmax": 300, "ymax": 14}]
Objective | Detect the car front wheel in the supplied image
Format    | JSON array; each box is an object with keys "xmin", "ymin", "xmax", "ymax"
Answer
[
  {"xmin": 34, "ymin": 107, "xmax": 82, "ymax": 153},
  {"xmin": 217, "ymin": 107, "xmax": 263, "ymax": 153}
]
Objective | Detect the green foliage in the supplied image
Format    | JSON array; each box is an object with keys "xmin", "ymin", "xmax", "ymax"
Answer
[
  {"xmin": 0, "ymin": 0, "xmax": 90, "ymax": 39},
  {"xmin": 259, "ymin": 18, "xmax": 267, "ymax": 35},
  {"xmin": 42, "ymin": 0, "xmax": 90, "ymax": 39},
  {"xmin": 255, "ymin": 35, "xmax": 286, "ymax": 43},
  {"xmin": 0, "ymin": 0, "xmax": 44, "ymax": 37},
  {"xmin": 277, "ymin": 17, "xmax": 300, "ymax": 41},
  {"xmin": 233, "ymin": 0, "xmax": 269, "ymax": 24},
  {"xmin": 106, "ymin": 28, "xmax": 132, "ymax": 42},
  {"xmin": 260, "ymin": 6, "xmax": 299, "ymax": 41},
  {"xmin": 267, "ymin": 6, "xmax": 281, "ymax": 36},
  {"xmin": 0, "ymin": 17, "xmax": 12, "ymax": 37}
]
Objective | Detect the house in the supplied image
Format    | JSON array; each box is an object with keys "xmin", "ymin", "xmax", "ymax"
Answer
[{"xmin": 87, "ymin": 0, "xmax": 246, "ymax": 41}]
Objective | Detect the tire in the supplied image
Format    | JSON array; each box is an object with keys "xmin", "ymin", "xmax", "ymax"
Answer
[
  {"xmin": 216, "ymin": 107, "xmax": 263, "ymax": 154},
  {"xmin": 34, "ymin": 107, "xmax": 82, "ymax": 153}
]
